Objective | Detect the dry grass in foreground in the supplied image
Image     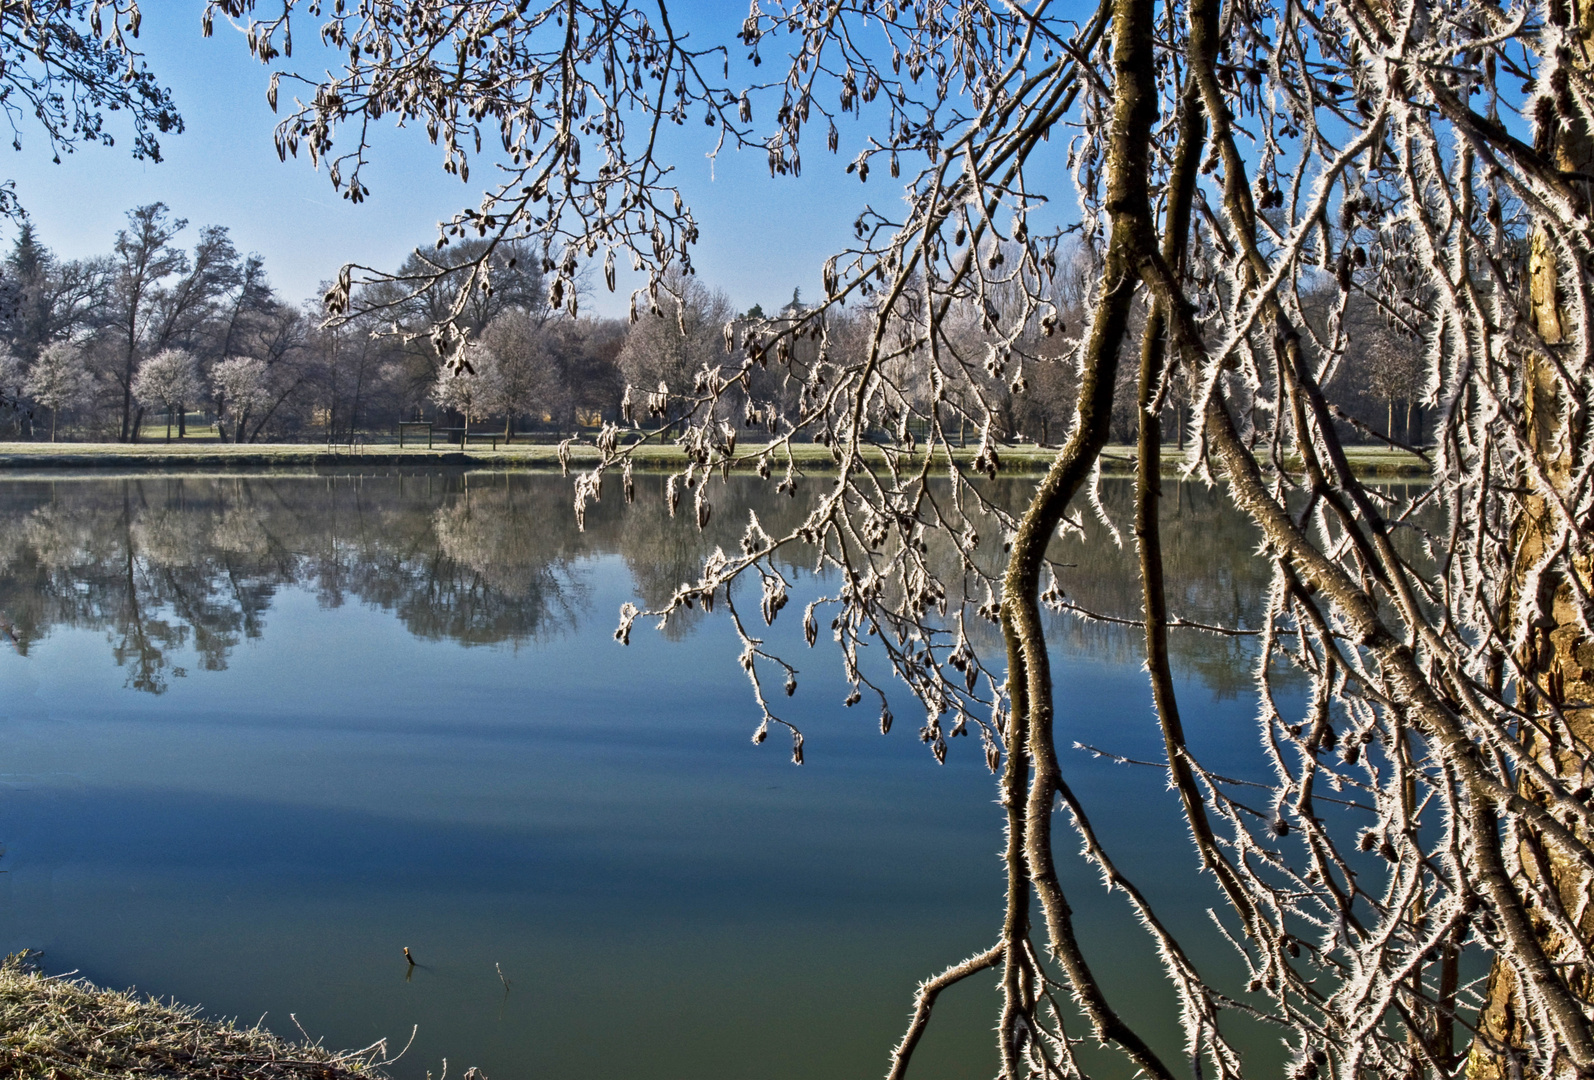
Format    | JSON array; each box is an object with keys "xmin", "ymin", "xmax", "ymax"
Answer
[{"xmin": 0, "ymin": 953, "xmax": 414, "ymax": 1079}]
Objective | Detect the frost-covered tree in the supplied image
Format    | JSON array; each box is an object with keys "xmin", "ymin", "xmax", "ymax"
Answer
[
  {"xmin": 616, "ymin": 273, "xmax": 734, "ymax": 397},
  {"xmin": 616, "ymin": 271, "xmax": 735, "ymax": 435},
  {"xmin": 210, "ymin": 356, "xmax": 269, "ymax": 444},
  {"xmin": 430, "ymin": 348, "xmax": 496, "ymax": 441},
  {"xmin": 212, "ymin": 0, "xmax": 1594, "ymax": 1077},
  {"xmin": 479, "ymin": 309, "xmax": 560, "ymax": 437},
  {"xmin": 131, "ymin": 348, "xmax": 202, "ymax": 442},
  {"xmin": 24, "ymin": 341, "xmax": 92, "ymax": 441}
]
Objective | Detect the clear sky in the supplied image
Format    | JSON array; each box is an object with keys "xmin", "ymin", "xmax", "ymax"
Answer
[{"xmin": 1, "ymin": 2, "xmax": 888, "ymax": 319}]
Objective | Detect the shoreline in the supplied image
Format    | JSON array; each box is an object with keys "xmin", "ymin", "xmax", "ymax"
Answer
[
  {"xmin": 0, "ymin": 441, "xmax": 1431, "ymax": 478},
  {"xmin": 0, "ymin": 953, "xmax": 397, "ymax": 1079}
]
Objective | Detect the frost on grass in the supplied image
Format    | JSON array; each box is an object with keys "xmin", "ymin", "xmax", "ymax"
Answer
[{"xmin": 0, "ymin": 952, "xmax": 407, "ymax": 1080}]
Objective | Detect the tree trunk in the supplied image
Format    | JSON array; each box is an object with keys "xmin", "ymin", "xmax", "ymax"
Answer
[
  {"xmin": 1468, "ymin": 242, "xmax": 1594, "ymax": 1078},
  {"xmin": 120, "ymin": 331, "xmax": 138, "ymax": 443},
  {"xmin": 1470, "ymin": 4, "xmax": 1594, "ymax": 1072},
  {"xmin": 349, "ymin": 352, "xmax": 366, "ymax": 447}
]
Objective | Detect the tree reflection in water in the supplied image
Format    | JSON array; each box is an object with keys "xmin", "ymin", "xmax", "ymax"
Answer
[{"xmin": 0, "ymin": 472, "xmax": 1385, "ymax": 700}]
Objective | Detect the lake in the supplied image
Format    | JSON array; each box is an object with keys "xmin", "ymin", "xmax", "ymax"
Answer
[{"xmin": 0, "ymin": 469, "xmax": 1296, "ymax": 1079}]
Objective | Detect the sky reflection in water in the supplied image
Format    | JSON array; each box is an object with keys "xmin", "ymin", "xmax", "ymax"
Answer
[{"xmin": 0, "ymin": 471, "xmax": 1295, "ymax": 1079}]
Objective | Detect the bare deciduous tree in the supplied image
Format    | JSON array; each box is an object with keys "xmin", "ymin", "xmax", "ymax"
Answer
[{"xmin": 101, "ymin": 203, "xmax": 190, "ymax": 442}]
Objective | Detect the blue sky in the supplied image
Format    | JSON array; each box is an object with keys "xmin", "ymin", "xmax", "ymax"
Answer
[{"xmin": 1, "ymin": 2, "xmax": 883, "ymax": 318}]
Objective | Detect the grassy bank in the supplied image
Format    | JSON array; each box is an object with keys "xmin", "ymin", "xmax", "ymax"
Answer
[
  {"xmin": 0, "ymin": 440, "xmax": 1431, "ymax": 478},
  {"xmin": 0, "ymin": 954, "xmax": 398, "ymax": 1079}
]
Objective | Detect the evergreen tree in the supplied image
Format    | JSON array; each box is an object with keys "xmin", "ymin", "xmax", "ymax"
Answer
[{"xmin": 3, "ymin": 223, "xmax": 52, "ymax": 361}]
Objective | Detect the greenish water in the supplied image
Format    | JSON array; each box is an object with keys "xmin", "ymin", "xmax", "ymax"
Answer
[{"xmin": 0, "ymin": 471, "xmax": 1290, "ymax": 1079}]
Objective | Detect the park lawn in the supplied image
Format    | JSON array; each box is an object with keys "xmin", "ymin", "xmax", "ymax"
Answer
[
  {"xmin": 134, "ymin": 422, "xmax": 225, "ymax": 442},
  {"xmin": 0, "ymin": 439, "xmax": 1430, "ymax": 477}
]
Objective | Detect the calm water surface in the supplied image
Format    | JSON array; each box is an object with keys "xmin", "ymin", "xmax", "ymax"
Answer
[{"xmin": 0, "ymin": 470, "xmax": 1294, "ymax": 1079}]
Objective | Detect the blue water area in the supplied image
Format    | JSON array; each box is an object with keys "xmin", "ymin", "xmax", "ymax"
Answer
[{"xmin": 0, "ymin": 471, "xmax": 1286, "ymax": 1079}]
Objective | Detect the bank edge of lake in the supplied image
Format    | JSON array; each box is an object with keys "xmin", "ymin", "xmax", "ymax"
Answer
[
  {"xmin": 0, "ymin": 441, "xmax": 1431, "ymax": 478},
  {"xmin": 0, "ymin": 953, "xmax": 403, "ymax": 1080}
]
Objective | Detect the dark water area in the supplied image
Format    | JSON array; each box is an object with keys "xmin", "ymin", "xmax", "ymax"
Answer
[{"xmin": 0, "ymin": 470, "xmax": 1319, "ymax": 1078}]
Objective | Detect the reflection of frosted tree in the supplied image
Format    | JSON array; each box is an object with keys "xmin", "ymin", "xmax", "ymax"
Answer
[
  {"xmin": 429, "ymin": 481, "xmax": 588, "ymax": 644},
  {"xmin": 131, "ymin": 504, "xmax": 211, "ymax": 569},
  {"xmin": 0, "ymin": 477, "xmax": 1273, "ymax": 705},
  {"xmin": 5, "ymin": 484, "xmax": 274, "ymax": 688},
  {"xmin": 617, "ymin": 495, "xmax": 711, "ymax": 642},
  {"xmin": 1034, "ymin": 479, "xmax": 1307, "ymax": 700},
  {"xmin": 210, "ymin": 504, "xmax": 271, "ymax": 557},
  {"xmin": 23, "ymin": 504, "xmax": 100, "ymax": 571},
  {"xmin": 616, "ymin": 475, "xmax": 816, "ymax": 642}
]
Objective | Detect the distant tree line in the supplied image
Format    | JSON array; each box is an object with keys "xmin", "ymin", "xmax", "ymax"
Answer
[
  {"xmin": 0, "ymin": 203, "xmax": 629, "ymax": 443},
  {"xmin": 0, "ymin": 205, "xmax": 1424, "ymax": 447}
]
